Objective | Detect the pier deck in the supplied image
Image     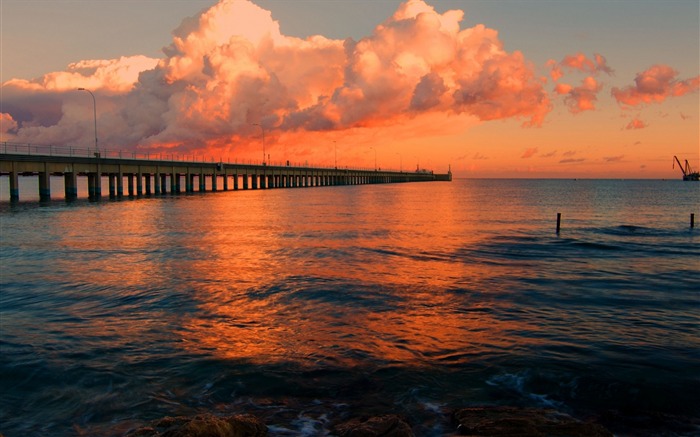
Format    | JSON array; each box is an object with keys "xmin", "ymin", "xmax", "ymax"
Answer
[{"xmin": 1, "ymin": 144, "xmax": 451, "ymax": 201}]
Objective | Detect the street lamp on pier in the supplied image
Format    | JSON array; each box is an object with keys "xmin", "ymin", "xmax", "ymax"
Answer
[
  {"xmin": 252, "ymin": 123, "xmax": 266, "ymax": 165},
  {"xmin": 77, "ymin": 88, "xmax": 98, "ymax": 153}
]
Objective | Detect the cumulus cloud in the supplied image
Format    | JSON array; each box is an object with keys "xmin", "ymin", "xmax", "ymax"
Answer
[
  {"xmin": 4, "ymin": 56, "xmax": 159, "ymax": 93},
  {"xmin": 555, "ymin": 76, "xmax": 602, "ymax": 113},
  {"xmin": 612, "ymin": 64, "xmax": 700, "ymax": 106},
  {"xmin": 1, "ymin": 0, "xmax": 550, "ymax": 155},
  {"xmin": 547, "ymin": 52, "xmax": 613, "ymax": 81},
  {"xmin": 1, "ymin": 113, "xmax": 18, "ymax": 134}
]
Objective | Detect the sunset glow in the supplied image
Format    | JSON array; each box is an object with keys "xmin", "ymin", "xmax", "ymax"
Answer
[{"xmin": 1, "ymin": 0, "xmax": 698, "ymax": 178}]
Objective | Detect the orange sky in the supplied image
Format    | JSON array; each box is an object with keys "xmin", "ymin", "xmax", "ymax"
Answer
[{"xmin": 1, "ymin": 0, "xmax": 698, "ymax": 178}]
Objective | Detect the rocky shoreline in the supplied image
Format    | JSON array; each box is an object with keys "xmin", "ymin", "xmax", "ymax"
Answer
[{"xmin": 126, "ymin": 406, "xmax": 615, "ymax": 436}]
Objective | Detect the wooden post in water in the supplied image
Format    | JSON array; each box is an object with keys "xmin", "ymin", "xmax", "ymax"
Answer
[
  {"xmin": 692, "ymin": 213, "xmax": 695, "ymax": 229},
  {"xmin": 556, "ymin": 212, "xmax": 562, "ymax": 234}
]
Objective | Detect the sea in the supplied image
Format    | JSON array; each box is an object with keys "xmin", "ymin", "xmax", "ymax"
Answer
[{"xmin": 0, "ymin": 178, "xmax": 698, "ymax": 436}]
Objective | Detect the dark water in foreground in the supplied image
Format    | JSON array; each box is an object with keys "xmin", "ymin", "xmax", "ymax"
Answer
[{"xmin": 1, "ymin": 179, "xmax": 699, "ymax": 436}]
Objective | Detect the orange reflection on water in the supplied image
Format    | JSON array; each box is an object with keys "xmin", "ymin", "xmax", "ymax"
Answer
[{"xmin": 170, "ymin": 186, "xmax": 545, "ymax": 369}]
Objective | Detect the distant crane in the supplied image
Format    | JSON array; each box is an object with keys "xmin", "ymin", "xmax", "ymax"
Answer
[{"xmin": 673, "ymin": 156, "xmax": 700, "ymax": 181}]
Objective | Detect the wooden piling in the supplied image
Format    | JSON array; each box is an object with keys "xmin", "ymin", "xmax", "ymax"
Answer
[
  {"xmin": 556, "ymin": 212, "xmax": 562, "ymax": 234},
  {"xmin": 692, "ymin": 213, "xmax": 695, "ymax": 229}
]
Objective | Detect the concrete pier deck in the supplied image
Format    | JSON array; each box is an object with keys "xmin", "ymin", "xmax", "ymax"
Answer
[{"xmin": 1, "ymin": 143, "xmax": 451, "ymax": 201}]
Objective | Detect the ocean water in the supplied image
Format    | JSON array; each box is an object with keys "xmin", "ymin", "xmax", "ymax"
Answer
[{"xmin": 0, "ymin": 178, "xmax": 698, "ymax": 436}]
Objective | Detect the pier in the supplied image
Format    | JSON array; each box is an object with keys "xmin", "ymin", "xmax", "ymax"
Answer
[{"xmin": 1, "ymin": 143, "xmax": 451, "ymax": 202}]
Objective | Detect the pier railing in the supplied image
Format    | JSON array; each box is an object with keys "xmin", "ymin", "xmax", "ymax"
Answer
[{"xmin": 0, "ymin": 141, "xmax": 382, "ymax": 172}]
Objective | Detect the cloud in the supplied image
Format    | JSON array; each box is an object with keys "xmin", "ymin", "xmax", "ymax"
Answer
[
  {"xmin": 625, "ymin": 117, "xmax": 647, "ymax": 130},
  {"xmin": 612, "ymin": 64, "xmax": 700, "ymax": 106},
  {"xmin": 1, "ymin": 113, "xmax": 18, "ymax": 134},
  {"xmin": 3, "ymin": 56, "xmax": 159, "ymax": 93},
  {"xmin": 555, "ymin": 76, "xmax": 602, "ymax": 113},
  {"xmin": 547, "ymin": 52, "xmax": 613, "ymax": 81},
  {"xmin": 1, "ymin": 0, "xmax": 551, "ymax": 155},
  {"xmin": 521, "ymin": 147, "xmax": 538, "ymax": 158},
  {"xmin": 560, "ymin": 158, "xmax": 585, "ymax": 164}
]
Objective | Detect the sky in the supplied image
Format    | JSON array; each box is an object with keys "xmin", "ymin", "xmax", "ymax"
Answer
[{"xmin": 1, "ymin": 0, "xmax": 699, "ymax": 178}]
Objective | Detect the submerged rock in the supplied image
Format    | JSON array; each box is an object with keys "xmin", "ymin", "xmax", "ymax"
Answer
[
  {"xmin": 128, "ymin": 413, "xmax": 267, "ymax": 437},
  {"xmin": 332, "ymin": 414, "xmax": 414, "ymax": 437},
  {"xmin": 452, "ymin": 406, "xmax": 612, "ymax": 436}
]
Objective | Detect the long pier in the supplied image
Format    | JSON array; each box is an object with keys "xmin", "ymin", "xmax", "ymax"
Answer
[{"xmin": 0, "ymin": 144, "xmax": 451, "ymax": 202}]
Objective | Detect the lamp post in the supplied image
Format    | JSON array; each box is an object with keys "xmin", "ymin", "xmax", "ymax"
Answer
[
  {"xmin": 78, "ymin": 88, "xmax": 97, "ymax": 153},
  {"xmin": 252, "ymin": 123, "xmax": 265, "ymax": 165}
]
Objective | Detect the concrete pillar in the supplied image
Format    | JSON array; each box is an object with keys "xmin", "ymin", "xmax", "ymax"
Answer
[
  {"xmin": 154, "ymin": 172, "xmax": 161, "ymax": 194},
  {"xmin": 117, "ymin": 170, "xmax": 124, "ymax": 197},
  {"xmin": 145, "ymin": 174, "xmax": 152, "ymax": 195},
  {"xmin": 160, "ymin": 174, "xmax": 167, "ymax": 194},
  {"xmin": 186, "ymin": 172, "xmax": 194, "ymax": 193},
  {"xmin": 109, "ymin": 174, "xmax": 117, "ymax": 198},
  {"xmin": 234, "ymin": 173, "xmax": 239, "ymax": 190},
  {"xmin": 9, "ymin": 171, "xmax": 19, "ymax": 202},
  {"xmin": 243, "ymin": 174, "xmax": 249, "ymax": 190},
  {"xmin": 128, "ymin": 174, "xmax": 135, "ymax": 197},
  {"xmin": 212, "ymin": 172, "xmax": 218, "ymax": 191},
  {"xmin": 137, "ymin": 170, "xmax": 143, "ymax": 196},
  {"xmin": 88, "ymin": 173, "xmax": 101, "ymax": 200},
  {"xmin": 199, "ymin": 172, "xmax": 205, "ymax": 192},
  {"xmin": 64, "ymin": 172, "xmax": 78, "ymax": 200},
  {"xmin": 223, "ymin": 173, "xmax": 229, "ymax": 191},
  {"xmin": 260, "ymin": 172, "xmax": 266, "ymax": 189},
  {"xmin": 39, "ymin": 171, "xmax": 51, "ymax": 202},
  {"xmin": 252, "ymin": 174, "xmax": 258, "ymax": 189}
]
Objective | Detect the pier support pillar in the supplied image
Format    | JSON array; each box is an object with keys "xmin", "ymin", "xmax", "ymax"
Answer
[
  {"xmin": 243, "ymin": 174, "xmax": 248, "ymax": 190},
  {"xmin": 117, "ymin": 170, "xmax": 124, "ymax": 197},
  {"xmin": 137, "ymin": 171, "xmax": 143, "ymax": 196},
  {"xmin": 144, "ymin": 174, "xmax": 151, "ymax": 195},
  {"xmin": 234, "ymin": 173, "xmax": 239, "ymax": 190},
  {"xmin": 154, "ymin": 173, "xmax": 161, "ymax": 194},
  {"xmin": 9, "ymin": 171, "xmax": 19, "ymax": 202},
  {"xmin": 88, "ymin": 173, "xmax": 101, "ymax": 200},
  {"xmin": 252, "ymin": 175, "xmax": 258, "ymax": 189},
  {"xmin": 212, "ymin": 172, "xmax": 218, "ymax": 192},
  {"xmin": 160, "ymin": 174, "xmax": 167, "ymax": 194},
  {"xmin": 39, "ymin": 172, "xmax": 51, "ymax": 201},
  {"xmin": 223, "ymin": 173, "xmax": 229, "ymax": 191},
  {"xmin": 260, "ymin": 173, "xmax": 266, "ymax": 189},
  {"xmin": 64, "ymin": 172, "xmax": 78, "ymax": 200},
  {"xmin": 128, "ymin": 174, "xmax": 135, "ymax": 197},
  {"xmin": 109, "ymin": 174, "xmax": 117, "ymax": 198}
]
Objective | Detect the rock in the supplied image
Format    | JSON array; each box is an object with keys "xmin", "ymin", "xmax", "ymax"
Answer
[
  {"xmin": 332, "ymin": 414, "xmax": 414, "ymax": 437},
  {"xmin": 127, "ymin": 413, "xmax": 267, "ymax": 437},
  {"xmin": 452, "ymin": 406, "xmax": 613, "ymax": 436}
]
